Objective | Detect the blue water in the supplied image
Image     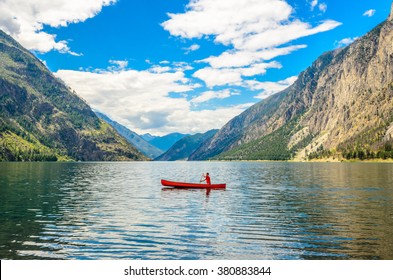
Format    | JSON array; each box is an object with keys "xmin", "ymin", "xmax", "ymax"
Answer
[{"xmin": 0, "ymin": 161, "xmax": 392, "ymax": 259}]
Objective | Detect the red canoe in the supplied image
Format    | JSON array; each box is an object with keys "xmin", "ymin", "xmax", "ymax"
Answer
[{"xmin": 161, "ymin": 179, "xmax": 226, "ymax": 189}]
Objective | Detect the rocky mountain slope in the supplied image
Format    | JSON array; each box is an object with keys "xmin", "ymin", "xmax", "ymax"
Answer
[
  {"xmin": 155, "ymin": 129, "xmax": 218, "ymax": 161},
  {"xmin": 95, "ymin": 112, "xmax": 163, "ymax": 159},
  {"xmin": 0, "ymin": 30, "xmax": 147, "ymax": 161},
  {"xmin": 190, "ymin": 3, "xmax": 393, "ymax": 161}
]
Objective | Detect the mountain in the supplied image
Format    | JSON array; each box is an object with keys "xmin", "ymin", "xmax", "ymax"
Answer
[
  {"xmin": 141, "ymin": 133, "xmax": 157, "ymax": 142},
  {"xmin": 147, "ymin": 132, "xmax": 189, "ymax": 152},
  {"xmin": 190, "ymin": 3, "xmax": 393, "ymax": 161},
  {"xmin": 0, "ymin": 30, "xmax": 147, "ymax": 161},
  {"xmin": 95, "ymin": 112, "xmax": 163, "ymax": 159},
  {"xmin": 155, "ymin": 129, "xmax": 218, "ymax": 161}
]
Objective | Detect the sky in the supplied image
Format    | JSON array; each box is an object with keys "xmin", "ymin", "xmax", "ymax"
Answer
[{"xmin": 1, "ymin": 0, "xmax": 392, "ymax": 136}]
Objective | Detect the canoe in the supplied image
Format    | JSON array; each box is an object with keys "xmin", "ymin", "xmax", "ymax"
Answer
[{"xmin": 161, "ymin": 179, "xmax": 226, "ymax": 189}]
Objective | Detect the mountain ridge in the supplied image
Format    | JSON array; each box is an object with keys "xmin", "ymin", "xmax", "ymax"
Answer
[
  {"xmin": 0, "ymin": 29, "xmax": 147, "ymax": 161},
  {"xmin": 190, "ymin": 4, "xmax": 393, "ymax": 161},
  {"xmin": 95, "ymin": 111, "xmax": 163, "ymax": 159},
  {"xmin": 147, "ymin": 132, "xmax": 189, "ymax": 152},
  {"xmin": 155, "ymin": 129, "xmax": 218, "ymax": 161}
]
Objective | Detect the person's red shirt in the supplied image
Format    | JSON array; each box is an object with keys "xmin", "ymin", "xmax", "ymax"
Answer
[{"xmin": 206, "ymin": 174, "xmax": 211, "ymax": 184}]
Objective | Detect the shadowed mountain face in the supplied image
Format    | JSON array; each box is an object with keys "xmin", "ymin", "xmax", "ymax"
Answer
[
  {"xmin": 155, "ymin": 129, "xmax": 218, "ymax": 161},
  {"xmin": 0, "ymin": 30, "xmax": 147, "ymax": 161},
  {"xmin": 95, "ymin": 112, "xmax": 163, "ymax": 159},
  {"xmin": 190, "ymin": 5, "xmax": 393, "ymax": 161},
  {"xmin": 147, "ymin": 133, "xmax": 189, "ymax": 152}
]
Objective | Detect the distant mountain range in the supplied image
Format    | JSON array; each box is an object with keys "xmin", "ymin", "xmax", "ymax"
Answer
[
  {"xmin": 190, "ymin": 4, "xmax": 393, "ymax": 161},
  {"xmin": 155, "ymin": 129, "xmax": 218, "ymax": 161},
  {"xmin": 0, "ymin": 29, "xmax": 146, "ymax": 161},
  {"xmin": 143, "ymin": 132, "xmax": 189, "ymax": 152},
  {"xmin": 140, "ymin": 133, "xmax": 156, "ymax": 142},
  {"xmin": 94, "ymin": 112, "xmax": 164, "ymax": 159},
  {"xmin": 94, "ymin": 112, "xmax": 216, "ymax": 160},
  {"xmin": 95, "ymin": 112, "xmax": 214, "ymax": 160}
]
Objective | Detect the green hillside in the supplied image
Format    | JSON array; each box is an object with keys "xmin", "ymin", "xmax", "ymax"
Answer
[{"xmin": 0, "ymin": 30, "xmax": 147, "ymax": 161}]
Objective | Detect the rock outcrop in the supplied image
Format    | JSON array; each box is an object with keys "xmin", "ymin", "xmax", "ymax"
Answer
[{"xmin": 190, "ymin": 3, "xmax": 393, "ymax": 161}]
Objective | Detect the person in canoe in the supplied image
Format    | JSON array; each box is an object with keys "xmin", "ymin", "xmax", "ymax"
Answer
[{"xmin": 200, "ymin": 173, "xmax": 211, "ymax": 185}]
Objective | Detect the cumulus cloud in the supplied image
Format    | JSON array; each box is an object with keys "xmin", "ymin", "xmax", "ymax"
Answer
[
  {"xmin": 199, "ymin": 45, "xmax": 307, "ymax": 68},
  {"xmin": 163, "ymin": 0, "xmax": 340, "ymax": 87},
  {"xmin": 0, "ymin": 0, "xmax": 116, "ymax": 54},
  {"xmin": 170, "ymin": 103, "xmax": 253, "ymax": 135},
  {"xmin": 237, "ymin": 19, "xmax": 339, "ymax": 51},
  {"xmin": 310, "ymin": 0, "xmax": 318, "ymax": 10},
  {"xmin": 193, "ymin": 68, "xmax": 243, "ymax": 88},
  {"xmin": 163, "ymin": 0, "xmax": 339, "ymax": 51},
  {"xmin": 55, "ymin": 66, "xmax": 247, "ymax": 135},
  {"xmin": 193, "ymin": 61, "xmax": 282, "ymax": 87},
  {"xmin": 109, "ymin": 60, "xmax": 129, "ymax": 70},
  {"xmin": 191, "ymin": 89, "xmax": 239, "ymax": 104},
  {"xmin": 318, "ymin": 3, "xmax": 327, "ymax": 13},
  {"xmin": 184, "ymin": 44, "xmax": 200, "ymax": 54},
  {"xmin": 335, "ymin": 37, "xmax": 358, "ymax": 48},
  {"xmin": 363, "ymin": 9, "xmax": 376, "ymax": 17},
  {"xmin": 162, "ymin": 0, "xmax": 292, "ymax": 45},
  {"xmin": 248, "ymin": 76, "xmax": 298, "ymax": 99},
  {"xmin": 148, "ymin": 65, "xmax": 172, "ymax": 74},
  {"xmin": 310, "ymin": 1, "xmax": 327, "ymax": 13}
]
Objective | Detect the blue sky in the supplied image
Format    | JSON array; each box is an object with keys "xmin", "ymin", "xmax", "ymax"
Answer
[{"xmin": 1, "ymin": 0, "xmax": 392, "ymax": 135}]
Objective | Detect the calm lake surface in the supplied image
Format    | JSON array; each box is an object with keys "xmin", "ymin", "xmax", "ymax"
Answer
[{"xmin": 1, "ymin": 161, "xmax": 393, "ymax": 260}]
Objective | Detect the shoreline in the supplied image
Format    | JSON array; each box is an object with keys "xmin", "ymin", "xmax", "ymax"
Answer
[
  {"xmin": 209, "ymin": 158, "xmax": 393, "ymax": 163},
  {"xmin": 1, "ymin": 158, "xmax": 393, "ymax": 163}
]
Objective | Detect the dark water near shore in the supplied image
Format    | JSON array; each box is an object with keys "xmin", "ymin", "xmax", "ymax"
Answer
[{"xmin": 1, "ymin": 162, "xmax": 392, "ymax": 260}]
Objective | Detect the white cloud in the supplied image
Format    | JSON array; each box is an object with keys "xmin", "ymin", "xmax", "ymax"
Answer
[
  {"xmin": 191, "ymin": 89, "xmax": 238, "ymax": 103},
  {"xmin": 241, "ymin": 62, "xmax": 282, "ymax": 76},
  {"xmin": 238, "ymin": 19, "xmax": 340, "ymax": 51},
  {"xmin": 193, "ymin": 61, "xmax": 282, "ymax": 87},
  {"xmin": 318, "ymin": 3, "xmax": 327, "ymax": 13},
  {"xmin": 184, "ymin": 44, "xmax": 200, "ymax": 54},
  {"xmin": 310, "ymin": 1, "xmax": 327, "ymax": 13},
  {"xmin": 193, "ymin": 68, "xmax": 243, "ymax": 87},
  {"xmin": 310, "ymin": 0, "xmax": 318, "ymax": 10},
  {"xmin": 0, "ymin": 0, "xmax": 116, "ymax": 54},
  {"xmin": 55, "ymin": 67, "xmax": 247, "ymax": 135},
  {"xmin": 199, "ymin": 45, "xmax": 307, "ymax": 68},
  {"xmin": 173, "ymin": 62, "xmax": 194, "ymax": 72},
  {"xmin": 363, "ymin": 9, "xmax": 376, "ymax": 17},
  {"xmin": 172, "ymin": 103, "xmax": 253, "ymax": 135},
  {"xmin": 163, "ymin": 0, "xmax": 340, "ymax": 52},
  {"xmin": 247, "ymin": 76, "xmax": 298, "ymax": 99},
  {"xmin": 109, "ymin": 60, "xmax": 129, "ymax": 70},
  {"xmin": 163, "ymin": 0, "xmax": 340, "ymax": 88},
  {"xmin": 335, "ymin": 37, "xmax": 358, "ymax": 48},
  {"xmin": 148, "ymin": 65, "xmax": 172, "ymax": 74},
  {"xmin": 162, "ymin": 0, "xmax": 293, "ymax": 46}
]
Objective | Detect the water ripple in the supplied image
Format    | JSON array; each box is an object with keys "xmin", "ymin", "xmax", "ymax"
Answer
[{"xmin": 1, "ymin": 162, "xmax": 393, "ymax": 259}]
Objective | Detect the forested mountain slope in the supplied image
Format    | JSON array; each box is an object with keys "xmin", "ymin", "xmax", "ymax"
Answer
[{"xmin": 0, "ymin": 30, "xmax": 146, "ymax": 161}]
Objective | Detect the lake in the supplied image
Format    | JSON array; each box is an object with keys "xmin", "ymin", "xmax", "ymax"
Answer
[{"xmin": 0, "ymin": 161, "xmax": 392, "ymax": 260}]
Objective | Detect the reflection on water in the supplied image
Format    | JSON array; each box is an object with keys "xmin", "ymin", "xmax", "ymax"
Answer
[{"xmin": 0, "ymin": 162, "xmax": 392, "ymax": 260}]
